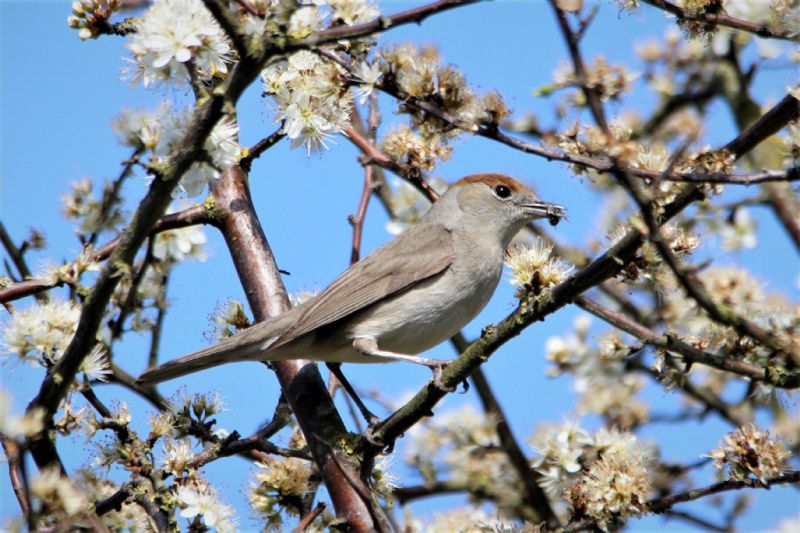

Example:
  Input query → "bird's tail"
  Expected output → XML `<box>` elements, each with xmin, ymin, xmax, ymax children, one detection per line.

<box><xmin>136</xmin><ymin>336</ymin><xmax>269</xmax><ymax>386</ymax></box>
<box><xmin>136</xmin><ymin>314</ymin><xmax>294</xmax><ymax>386</ymax></box>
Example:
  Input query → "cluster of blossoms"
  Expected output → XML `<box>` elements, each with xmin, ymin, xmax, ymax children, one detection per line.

<box><xmin>608</xmin><ymin>222</ymin><xmax>700</xmax><ymax>284</ymax></box>
<box><xmin>29</xmin><ymin>467</ymin><xmax>91</xmax><ymax>527</ymax></box>
<box><xmin>660</xmin><ymin>267</ymin><xmax>799</xmax><ymax>383</ymax></box>
<box><xmin>709</xmin><ymin>424</ymin><xmax>790</xmax><ymax>483</ymax></box>
<box><xmin>505</xmin><ymin>238</ymin><xmax>574</xmax><ymax>299</ymax></box>
<box><xmin>67</xmin><ymin>0</ymin><xmax>121</xmax><ymax>41</ymax></box>
<box><xmin>550</xmin><ymin>56</ymin><xmax>637</xmax><ymax>103</ymax></box>
<box><xmin>405</xmin><ymin>404</ymin><xmax>523</xmax><ymax>513</ymax></box>
<box><xmin>114</xmin><ymin>105</ymin><xmax>240</xmax><ymax>197</ymax></box>
<box><xmin>249</xmin><ymin>457</ymin><xmax>315</xmax><ymax>527</ymax></box>
<box><xmin>530</xmin><ymin>422</ymin><xmax>655</xmax><ymax>528</ymax></box>
<box><xmin>262</xmin><ymin>51</ymin><xmax>353</xmax><ymax>154</ymax></box>
<box><xmin>2</xmin><ymin>299</ymin><xmax>111</xmax><ymax>380</ymax></box>
<box><xmin>62</xmin><ymin>177</ymin><xmax>125</xmax><ymax>237</ymax></box>
<box><xmin>381</xmin><ymin>125</ymin><xmax>453</xmax><ymax>173</ymax></box>
<box><xmin>563</xmin><ymin>429</ymin><xmax>653</xmax><ymax>529</ymax></box>
<box><xmin>544</xmin><ymin>317</ymin><xmax>650</xmax><ymax>428</ymax></box>
<box><xmin>125</xmin><ymin>0</ymin><xmax>232</xmax><ymax>86</ymax></box>
<box><xmin>379</xmin><ymin>44</ymin><xmax>511</xmax><ymax>134</ymax></box>
<box><xmin>555</xmin><ymin>120</ymin><xmax>639</xmax><ymax>179</ymax></box>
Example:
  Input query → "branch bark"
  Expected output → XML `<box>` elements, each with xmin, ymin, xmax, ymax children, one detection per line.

<box><xmin>210</xmin><ymin>166</ymin><xmax>390</xmax><ymax>532</ymax></box>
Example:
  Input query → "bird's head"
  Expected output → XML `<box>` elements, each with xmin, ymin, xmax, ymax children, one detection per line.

<box><xmin>432</xmin><ymin>173</ymin><xmax>565</xmax><ymax>246</ymax></box>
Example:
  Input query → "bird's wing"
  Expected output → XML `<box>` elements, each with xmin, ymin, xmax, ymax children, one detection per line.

<box><xmin>273</xmin><ymin>223</ymin><xmax>454</xmax><ymax>348</ymax></box>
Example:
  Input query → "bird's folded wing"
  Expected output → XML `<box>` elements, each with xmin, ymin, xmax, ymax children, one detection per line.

<box><xmin>272</xmin><ymin>224</ymin><xmax>454</xmax><ymax>348</ymax></box>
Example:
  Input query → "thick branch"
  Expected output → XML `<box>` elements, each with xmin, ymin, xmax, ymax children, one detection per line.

<box><xmin>25</xmin><ymin>41</ymin><xmax>264</xmax><ymax>468</ymax></box>
<box><xmin>210</xmin><ymin>166</ymin><xmax>390</xmax><ymax>532</ymax></box>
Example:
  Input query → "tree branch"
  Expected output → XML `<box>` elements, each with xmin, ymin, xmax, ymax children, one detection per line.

<box><xmin>453</xmin><ymin>335</ymin><xmax>559</xmax><ymax>526</ymax></box>
<box><xmin>641</xmin><ymin>0</ymin><xmax>800</xmax><ymax>41</ymax></box>
<box><xmin>0</xmin><ymin>205</ymin><xmax>215</xmax><ymax>304</ymax></box>
<box><xmin>210</xmin><ymin>166</ymin><xmax>391</xmax><ymax>532</ymax></box>
<box><xmin>577</xmin><ymin>296</ymin><xmax>800</xmax><ymax>389</ymax></box>
<box><xmin>563</xmin><ymin>471</ymin><xmax>800</xmax><ymax>532</ymax></box>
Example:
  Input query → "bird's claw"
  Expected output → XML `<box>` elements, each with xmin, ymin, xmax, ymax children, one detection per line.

<box><xmin>429</xmin><ymin>361</ymin><xmax>456</xmax><ymax>392</ymax></box>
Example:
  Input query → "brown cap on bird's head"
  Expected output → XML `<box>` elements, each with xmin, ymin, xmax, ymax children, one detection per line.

<box><xmin>453</xmin><ymin>173</ymin><xmax>531</xmax><ymax>194</ymax></box>
<box><xmin>453</xmin><ymin>173</ymin><xmax>566</xmax><ymax>226</ymax></box>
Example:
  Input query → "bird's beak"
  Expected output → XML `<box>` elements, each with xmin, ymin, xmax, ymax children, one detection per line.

<box><xmin>521</xmin><ymin>201</ymin><xmax>567</xmax><ymax>226</ymax></box>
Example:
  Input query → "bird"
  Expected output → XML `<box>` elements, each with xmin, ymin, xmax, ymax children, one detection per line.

<box><xmin>137</xmin><ymin>173</ymin><xmax>565</xmax><ymax>386</ymax></box>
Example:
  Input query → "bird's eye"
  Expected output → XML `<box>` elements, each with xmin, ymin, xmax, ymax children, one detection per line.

<box><xmin>494</xmin><ymin>184</ymin><xmax>511</xmax><ymax>199</ymax></box>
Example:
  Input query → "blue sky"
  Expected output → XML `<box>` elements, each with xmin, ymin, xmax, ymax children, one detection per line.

<box><xmin>1</xmin><ymin>1</ymin><xmax>798</xmax><ymax>530</ymax></box>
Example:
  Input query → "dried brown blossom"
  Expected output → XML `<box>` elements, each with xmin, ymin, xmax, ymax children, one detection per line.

<box><xmin>381</xmin><ymin>125</ymin><xmax>452</xmax><ymax>172</ymax></box>
<box><xmin>709</xmin><ymin>425</ymin><xmax>790</xmax><ymax>483</ymax></box>
<box><xmin>565</xmin><ymin>430</ymin><xmax>653</xmax><ymax>529</ymax></box>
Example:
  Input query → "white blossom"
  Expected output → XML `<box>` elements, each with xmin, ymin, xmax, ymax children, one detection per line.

<box><xmin>151</xmin><ymin>109</ymin><xmax>240</xmax><ymax>197</ymax></box>
<box><xmin>353</xmin><ymin>61</ymin><xmax>382</xmax><ymax>104</ymax></box>
<box><xmin>0</xmin><ymin>389</ymin><xmax>45</xmax><ymax>439</ymax></box>
<box><xmin>329</xmin><ymin>0</ymin><xmax>380</xmax><ymax>26</ymax></box>
<box><xmin>505</xmin><ymin>239</ymin><xmax>574</xmax><ymax>296</ymax></box>
<box><xmin>126</xmin><ymin>0</ymin><xmax>232</xmax><ymax>86</ymax></box>
<box><xmin>81</xmin><ymin>345</ymin><xmax>112</xmax><ymax>381</ymax></box>
<box><xmin>3</xmin><ymin>299</ymin><xmax>81</xmax><ymax>364</ymax></box>
<box><xmin>153</xmin><ymin>225</ymin><xmax>207</xmax><ymax>263</ymax></box>
<box><xmin>287</xmin><ymin>6</ymin><xmax>324</xmax><ymax>40</ymax></box>
<box><xmin>176</xmin><ymin>482</ymin><xmax>236</xmax><ymax>532</ymax></box>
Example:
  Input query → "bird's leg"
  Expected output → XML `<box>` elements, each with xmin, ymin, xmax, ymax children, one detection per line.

<box><xmin>352</xmin><ymin>337</ymin><xmax>455</xmax><ymax>391</ymax></box>
<box><xmin>326</xmin><ymin>362</ymin><xmax>380</xmax><ymax>427</ymax></box>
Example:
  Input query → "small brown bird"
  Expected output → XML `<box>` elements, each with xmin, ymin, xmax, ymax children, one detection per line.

<box><xmin>138</xmin><ymin>174</ymin><xmax>564</xmax><ymax>386</ymax></box>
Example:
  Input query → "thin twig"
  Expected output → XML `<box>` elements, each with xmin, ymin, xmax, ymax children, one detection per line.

<box><xmin>641</xmin><ymin>0</ymin><xmax>800</xmax><ymax>41</ymax></box>
<box><xmin>577</xmin><ymin>296</ymin><xmax>800</xmax><ymax>389</ymax></box>
<box><xmin>342</xmin><ymin>125</ymin><xmax>440</xmax><ymax>200</ymax></box>
<box><xmin>0</xmin><ymin>205</ymin><xmax>215</xmax><ymax>304</ymax></box>
<box><xmin>562</xmin><ymin>471</ymin><xmax>800</xmax><ymax>532</ymax></box>
<box><xmin>321</xmin><ymin>49</ymin><xmax>797</xmax><ymax>186</ymax></box>
<box><xmin>290</xmin><ymin>502</ymin><xmax>327</xmax><ymax>533</ymax></box>
<box><xmin>0</xmin><ymin>436</ymin><xmax>31</xmax><ymax>520</ymax></box>
<box><xmin>452</xmin><ymin>335</ymin><xmax>559</xmax><ymax>526</ymax></box>
<box><xmin>87</xmin><ymin>147</ymin><xmax>144</xmax><ymax>247</ymax></box>
<box><xmin>349</xmin><ymin>166</ymin><xmax>374</xmax><ymax>264</ymax></box>
<box><xmin>240</xmin><ymin>128</ymin><xmax>286</xmax><ymax>172</ymax></box>
<box><xmin>0</xmin><ymin>221</ymin><xmax>33</xmax><ymax>281</ymax></box>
